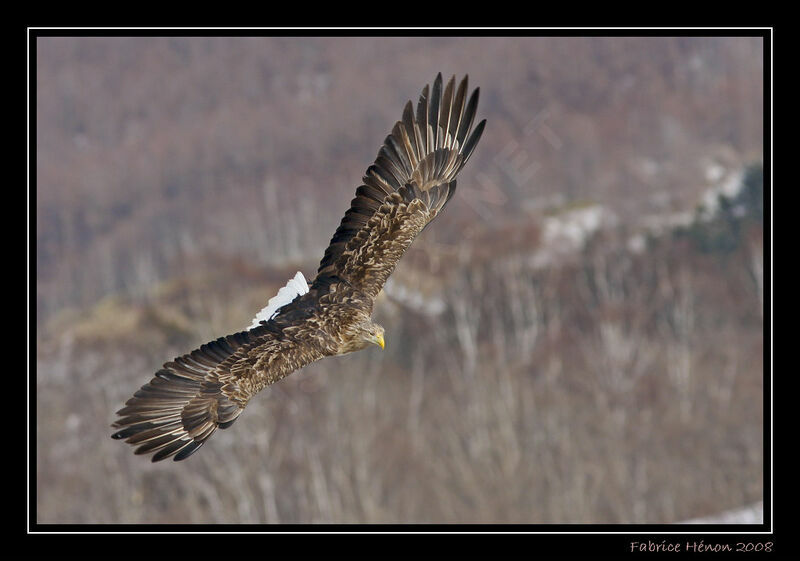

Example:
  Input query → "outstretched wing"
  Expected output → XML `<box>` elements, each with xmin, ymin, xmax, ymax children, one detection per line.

<box><xmin>314</xmin><ymin>73</ymin><xmax>486</xmax><ymax>299</ymax></box>
<box><xmin>111</xmin><ymin>314</ymin><xmax>325</xmax><ymax>462</ymax></box>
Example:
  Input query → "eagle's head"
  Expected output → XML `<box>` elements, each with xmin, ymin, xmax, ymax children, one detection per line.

<box><xmin>339</xmin><ymin>320</ymin><xmax>385</xmax><ymax>355</ymax></box>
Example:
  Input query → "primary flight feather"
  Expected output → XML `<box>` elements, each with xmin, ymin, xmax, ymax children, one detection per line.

<box><xmin>112</xmin><ymin>73</ymin><xmax>486</xmax><ymax>461</ymax></box>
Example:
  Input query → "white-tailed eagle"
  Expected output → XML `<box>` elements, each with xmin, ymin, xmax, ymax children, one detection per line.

<box><xmin>112</xmin><ymin>73</ymin><xmax>486</xmax><ymax>461</ymax></box>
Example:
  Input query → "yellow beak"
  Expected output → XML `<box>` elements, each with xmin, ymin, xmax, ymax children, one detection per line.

<box><xmin>375</xmin><ymin>333</ymin><xmax>385</xmax><ymax>350</ymax></box>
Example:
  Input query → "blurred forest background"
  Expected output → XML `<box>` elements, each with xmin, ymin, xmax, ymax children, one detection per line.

<box><xmin>35</xmin><ymin>36</ymin><xmax>765</xmax><ymax>524</ymax></box>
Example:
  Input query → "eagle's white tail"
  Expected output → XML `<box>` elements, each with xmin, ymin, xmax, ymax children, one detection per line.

<box><xmin>248</xmin><ymin>271</ymin><xmax>309</xmax><ymax>329</ymax></box>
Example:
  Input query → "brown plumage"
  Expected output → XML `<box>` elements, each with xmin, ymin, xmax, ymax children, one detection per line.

<box><xmin>112</xmin><ymin>73</ymin><xmax>486</xmax><ymax>461</ymax></box>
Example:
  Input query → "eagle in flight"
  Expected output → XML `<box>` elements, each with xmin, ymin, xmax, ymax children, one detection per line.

<box><xmin>112</xmin><ymin>73</ymin><xmax>486</xmax><ymax>461</ymax></box>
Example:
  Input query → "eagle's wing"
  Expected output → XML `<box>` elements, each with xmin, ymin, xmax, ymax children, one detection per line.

<box><xmin>111</xmin><ymin>312</ymin><xmax>324</xmax><ymax>462</ymax></box>
<box><xmin>314</xmin><ymin>73</ymin><xmax>485</xmax><ymax>300</ymax></box>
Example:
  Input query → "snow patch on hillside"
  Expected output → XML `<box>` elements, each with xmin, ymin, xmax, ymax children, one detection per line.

<box><xmin>679</xmin><ymin>501</ymin><xmax>763</xmax><ymax>524</ymax></box>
